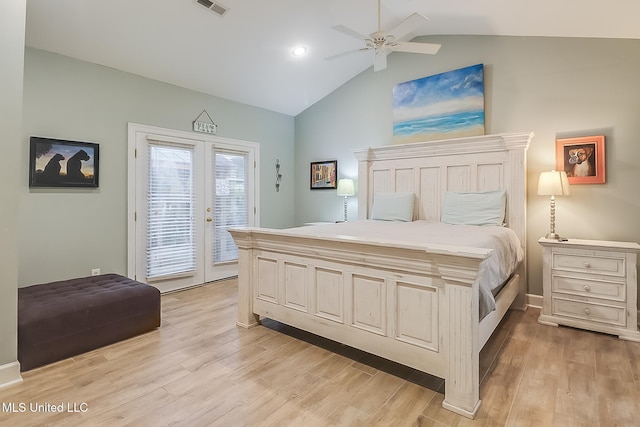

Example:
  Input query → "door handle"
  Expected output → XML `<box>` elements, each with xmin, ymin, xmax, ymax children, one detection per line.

<box><xmin>206</xmin><ymin>217</ymin><xmax>213</xmax><ymax>222</ymax></box>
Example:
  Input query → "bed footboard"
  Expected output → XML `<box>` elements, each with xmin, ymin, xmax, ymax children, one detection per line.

<box><xmin>230</xmin><ymin>227</ymin><xmax>494</xmax><ymax>419</ymax></box>
<box><xmin>229</xmin><ymin>132</ymin><xmax>531</xmax><ymax>419</ymax></box>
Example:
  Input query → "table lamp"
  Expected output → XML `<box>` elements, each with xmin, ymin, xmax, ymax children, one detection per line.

<box><xmin>537</xmin><ymin>170</ymin><xmax>570</xmax><ymax>239</ymax></box>
<box><xmin>336</xmin><ymin>179</ymin><xmax>355</xmax><ymax>222</ymax></box>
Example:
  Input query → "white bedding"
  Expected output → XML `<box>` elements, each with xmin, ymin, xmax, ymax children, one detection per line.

<box><xmin>289</xmin><ymin>220</ymin><xmax>523</xmax><ymax>318</ymax></box>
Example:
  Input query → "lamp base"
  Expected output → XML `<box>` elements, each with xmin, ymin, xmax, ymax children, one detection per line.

<box><xmin>343</xmin><ymin>196</ymin><xmax>348</xmax><ymax>222</ymax></box>
<box><xmin>545</xmin><ymin>232</ymin><xmax>563</xmax><ymax>240</ymax></box>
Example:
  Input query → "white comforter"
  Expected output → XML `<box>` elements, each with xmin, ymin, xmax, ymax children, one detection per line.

<box><xmin>289</xmin><ymin>220</ymin><xmax>523</xmax><ymax>317</ymax></box>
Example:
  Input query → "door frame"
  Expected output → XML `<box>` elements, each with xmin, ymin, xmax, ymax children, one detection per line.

<box><xmin>127</xmin><ymin>123</ymin><xmax>260</xmax><ymax>291</ymax></box>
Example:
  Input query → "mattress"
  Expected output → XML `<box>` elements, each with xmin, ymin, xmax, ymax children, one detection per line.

<box><xmin>288</xmin><ymin>220</ymin><xmax>523</xmax><ymax>318</ymax></box>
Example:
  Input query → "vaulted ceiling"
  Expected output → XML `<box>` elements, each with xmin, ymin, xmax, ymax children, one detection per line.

<box><xmin>25</xmin><ymin>0</ymin><xmax>640</xmax><ymax>116</ymax></box>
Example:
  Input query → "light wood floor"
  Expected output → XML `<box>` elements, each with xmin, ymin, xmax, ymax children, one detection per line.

<box><xmin>1</xmin><ymin>279</ymin><xmax>639</xmax><ymax>426</ymax></box>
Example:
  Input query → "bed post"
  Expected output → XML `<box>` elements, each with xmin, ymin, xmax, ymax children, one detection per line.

<box><xmin>441</xmin><ymin>269</ymin><xmax>481</xmax><ymax>418</ymax></box>
<box><xmin>503</xmin><ymin>132</ymin><xmax>533</xmax><ymax>310</ymax></box>
<box><xmin>355</xmin><ymin>148</ymin><xmax>372</xmax><ymax>220</ymax></box>
<box><xmin>229</xmin><ymin>228</ymin><xmax>260</xmax><ymax>328</ymax></box>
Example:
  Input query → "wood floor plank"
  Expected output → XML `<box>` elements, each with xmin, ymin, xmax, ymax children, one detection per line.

<box><xmin>504</xmin><ymin>367</ymin><xmax>557</xmax><ymax>426</ymax></box>
<box><xmin>207</xmin><ymin>371</ymin><xmax>318</xmax><ymax>427</ymax></box>
<box><xmin>342</xmin><ymin>370</ymin><xmax>405</xmax><ymax>415</ymax></box>
<box><xmin>560</xmin><ymin>327</ymin><xmax>596</xmax><ymax>368</ymax></box>
<box><xmin>596</xmin><ymin>375</ymin><xmax>640</xmax><ymax>427</ymax></box>
<box><xmin>365</xmin><ymin>381</ymin><xmax>435</xmax><ymax>426</ymax></box>
<box><xmin>305</xmin><ymin>352</ymin><xmax>354</xmax><ymax>380</ymax></box>
<box><xmin>258</xmin><ymin>365</ymin><xmax>373</xmax><ymax>426</ymax></box>
<box><xmin>554</xmin><ymin>361</ymin><xmax>598</xmax><ymax>425</ymax></box>
<box><xmin>473</xmin><ymin>336</ymin><xmax>530</xmax><ymax>425</ymax></box>
<box><xmin>419</xmin><ymin>392</ymin><xmax>466</xmax><ymax>427</ymax></box>
<box><xmin>594</xmin><ymin>333</ymin><xmax>634</xmax><ymax>381</ymax></box>
<box><xmin>624</xmin><ymin>339</ymin><xmax>640</xmax><ymax>382</ymax></box>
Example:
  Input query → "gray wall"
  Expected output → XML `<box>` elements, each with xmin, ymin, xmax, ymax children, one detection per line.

<box><xmin>294</xmin><ymin>35</ymin><xmax>640</xmax><ymax>298</ymax></box>
<box><xmin>0</xmin><ymin>0</ymin><xmax>25</xmax><ymax>375</ymax></box>
<box><xmin>20</xmin><ymin>48</ymin><xmax>295</xmax><ymax>287</ymax></box>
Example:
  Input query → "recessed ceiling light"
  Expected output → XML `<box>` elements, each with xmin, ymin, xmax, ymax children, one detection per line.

<box><xmin>292</xmin><ymin>45</ymin><xmax>308</xmax><ymax>57</ymax></box>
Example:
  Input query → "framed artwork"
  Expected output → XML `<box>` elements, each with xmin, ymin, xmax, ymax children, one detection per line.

<box><xmin>556</xmin><ymin>135</ymin><xmax>605</xmax><ymax>185</ymax></box>
<box><xmin>392</xmin><ymin>63</ymin><xmax>485</xmax><ymax>144</ymax></box>
<box><xmin>29</xmin><ymin>136</ymin><xmax>100</xmax><ymax>188</ymax></box>
<box><xmin>310</xmin><ymin>160</ymin><xmax>337</xmax><ymax>190</ymax></box>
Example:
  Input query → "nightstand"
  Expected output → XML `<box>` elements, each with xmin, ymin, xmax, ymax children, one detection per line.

<box><xmin>538</xmin><ymin>238</ymin><xmax>640</xmax><ymax>341</ymax></box>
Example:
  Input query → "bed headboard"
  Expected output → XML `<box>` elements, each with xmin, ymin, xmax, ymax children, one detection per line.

<box><xmin>354</xmin><ymin>131</ymin><xmax>533</xmax><ymax>253</ymax></box>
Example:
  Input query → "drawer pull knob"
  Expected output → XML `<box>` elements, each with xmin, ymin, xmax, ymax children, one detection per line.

<box><xmin>583</xmin><ymin>285</ymin><xmax>591</xmax><ymax>292</ymax></box>
<box><xmin>584</xmin><ymin>262</ymin><xmax>591</xmax><ymax>268</ymax></box>
<box><xmin>584</xmin><ymin>308</ymin><xmax>591</xmax><ymax>315</ymax></box>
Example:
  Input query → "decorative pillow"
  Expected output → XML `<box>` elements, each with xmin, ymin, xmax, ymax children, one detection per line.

<box><xmin>371</xmin><ymin>192</ymin><xmax>415</xmax><ymax>222</ymax></box>
<box><xmin>441</xmin><ymin>190</ymin><xmax>506</xmax><ymax>226</ymax></box>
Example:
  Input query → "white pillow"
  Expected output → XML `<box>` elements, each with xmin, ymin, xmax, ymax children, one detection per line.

<box><xmin>371</xmin><ymin>192</ymin><xmax>415</xmax><ymax>222</ymax></box>
<box><xmin>441</xmin><ymin>190</ymin><xmax>506</xmax><ymax>226</ymax></box>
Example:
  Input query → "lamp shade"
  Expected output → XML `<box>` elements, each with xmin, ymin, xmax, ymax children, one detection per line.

<box><xmin>336</xmin><ymin>179</ymin><xmax>355</xmax><ymax>196</ymax></box>
<box><xmin>537</xmin><ymin>170</ymin><xmax>570</xmax><ymax>196</ymax></box>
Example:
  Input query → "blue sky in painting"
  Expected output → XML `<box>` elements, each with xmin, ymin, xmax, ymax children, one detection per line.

<box><xmin>393</xmin><ymin>64</ymin><xmax>484</xmax><ymax>123</ymax></box>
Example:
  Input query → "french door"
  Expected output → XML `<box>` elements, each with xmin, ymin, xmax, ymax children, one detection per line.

<box><xmin>128</xmin><ymin>124</ymin><xmax>259</xmax><ymax>293</ymax></box>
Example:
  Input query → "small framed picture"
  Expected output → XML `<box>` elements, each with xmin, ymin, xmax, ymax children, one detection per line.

<box><xmin>29</xmin><ymin>136</ymin><xmax>100</xmax><ymax>188</ymax></box>
<box><xmin>310</xmin><ymin>160</ymin><xmax>337</xmax><ymax>190</ymax></box>
<box><xmin>556</xmin><ymin>135</ymin><xmax>605</xmax><ymax>185</ymax></box>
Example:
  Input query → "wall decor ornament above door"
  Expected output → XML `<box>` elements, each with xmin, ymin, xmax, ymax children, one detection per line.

<box><xmin>192</xmin><ymin>109</ymin><xmax>217</xmax><ymax>135</ymax></box>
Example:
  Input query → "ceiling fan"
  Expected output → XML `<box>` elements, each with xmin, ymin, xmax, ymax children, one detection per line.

<box><xmin>325</xmin><ymin>0</ymin><xmax>441</xmax><ymax>71</ymax></box>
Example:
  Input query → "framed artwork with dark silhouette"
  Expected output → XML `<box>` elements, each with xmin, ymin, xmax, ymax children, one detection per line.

<box><xmin>29</xmin><ymin>136</ymin><xmax>100</xmax><ymax>188</ymax></box>
<box><xmin>555</xmin><ymin>135</ymin><xmax>605</xmax><ymax>185</ymax></box>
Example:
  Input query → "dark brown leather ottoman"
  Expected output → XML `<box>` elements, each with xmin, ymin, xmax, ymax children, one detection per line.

<box><xmin>18</xmin><ymin>273</ymin><xmax>160</xmax><ymax>371</ymax></box>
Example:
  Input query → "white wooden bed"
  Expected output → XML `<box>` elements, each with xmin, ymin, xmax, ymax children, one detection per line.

<box><xmin>229</xmin><ymin>132</ymin><xmax>533</xmax><ymax>418</ymax></box>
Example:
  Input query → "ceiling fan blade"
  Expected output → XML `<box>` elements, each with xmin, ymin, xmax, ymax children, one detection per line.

<box><xmin>331</xmin><ymin>25</ymin><xmax>369</xmax><ymax>41</ymax></box>
<box><xmin>324</xmin><ymin>48</ymin><xmax>369</xmax><ymax>62</ymax></box>
<box><xmin>373</xmin><ymin>50</ymin><xmax>387</xmax><ymax>71</ymax></box>
<box><xmin>389</xmin><ymin>41</ymin><xmax>441</xmax><ymax>55</ymax></box>
<box><xmin>388</xmin><ymin>12</ymin><xmax>429</xmax><ymax>41</ymax></box>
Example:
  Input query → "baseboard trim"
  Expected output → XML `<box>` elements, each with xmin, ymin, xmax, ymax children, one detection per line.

<box><xmin>0</xmin><ymin>361</ymin><xmax>22</xmax><ymax>390</ymax></box>
<box><xmin>526</xmin><ymin>293</ymin><xmax>542</xmax><ymax>309</ymax></box>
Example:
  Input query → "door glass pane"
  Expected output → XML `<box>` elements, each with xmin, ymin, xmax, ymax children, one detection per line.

<box><xmin>214</xmin><ymin>151</ymin><xmax>247</xmax><ymax>263</ymax></box>
<box><xmin>146</xmin><ymin>144</ymin><xmax>196</xmax><ymax>279</ymax></box>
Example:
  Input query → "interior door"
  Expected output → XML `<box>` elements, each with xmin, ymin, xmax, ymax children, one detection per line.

<box><xmin>128</xmin><ymin>124</ymin><xmax>258</xmax><ymax>293</ymax></box>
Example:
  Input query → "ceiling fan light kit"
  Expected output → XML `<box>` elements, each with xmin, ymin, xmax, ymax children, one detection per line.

<box><xmin>292</xmin><ymin>45</ymin><xmax>308</xmax><ymax>57</ymax></box>
<box><xmin>325</xmin><ymin>0</ymin><xmax>441</xmax><ymax>71</ymax></box>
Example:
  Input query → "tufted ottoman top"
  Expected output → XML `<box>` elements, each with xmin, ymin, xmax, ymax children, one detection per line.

<box><xmin>18</xmin><ymin>273</ymin><xmax>161</xmax><ymax>344</ymax></box>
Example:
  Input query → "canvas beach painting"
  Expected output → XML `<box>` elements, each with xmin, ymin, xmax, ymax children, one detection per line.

<box><xmin>393</xmin><ymin>64</ymin><xmax>485</xmax><ymax>144</ymax></box>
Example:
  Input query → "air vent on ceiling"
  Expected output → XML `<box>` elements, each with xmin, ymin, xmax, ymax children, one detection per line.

<box><xmin>195</xmin><ymin>0</ymin><xmax>229</xmax><ymax>17</ymax></box>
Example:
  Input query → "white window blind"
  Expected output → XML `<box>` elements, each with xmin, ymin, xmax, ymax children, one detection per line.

<box><xmin>214</xmin><ymin>150</ymin><xmax>248</xmax><ymax>263</ymax></box>
<box><xmin>146</xmin><ymin>143</ymin><xmax>196</xmax><ymax>279</ymax></box>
